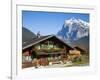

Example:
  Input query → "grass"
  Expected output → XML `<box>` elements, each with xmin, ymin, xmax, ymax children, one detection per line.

<box><xmin>74</xmin><ymin>54</ymin><xmax>89</xmax><ymax>65</ymax></box>
<box><xmin>65</xmin><ymin>54</ymin><xmax>89</xmax><ymax>67</ymax></box>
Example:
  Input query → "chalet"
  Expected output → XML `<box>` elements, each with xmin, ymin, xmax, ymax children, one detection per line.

<box><xmin>74</xmin><ymin>46</ymin><xmax>86</xmax><ymax>54</ymax></box>
<box><xmin>22</xmin><ymin>27</ymin><xmax>73</xmax><ymax>68</ymax></box>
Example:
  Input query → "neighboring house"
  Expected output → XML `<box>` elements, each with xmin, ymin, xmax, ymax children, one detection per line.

<box><xmin>74</xmin><ymin>46</ymin><xmax>86</xmax><ymax>54</ymax></box>
<box><xmin>22</xmin><ymin>27</ymin><xmax>73</xmax><ymax>68</ymax></box>
<box><xmin>69</xmin><ymin>49</ymin><xmax>81</xmax><ymax>62</ymax></box>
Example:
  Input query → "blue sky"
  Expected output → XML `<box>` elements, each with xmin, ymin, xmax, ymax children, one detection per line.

<box><xmin>22</xmin><ymin>11</ymin><xmax>89</xmax><ymax>35</ymax></box>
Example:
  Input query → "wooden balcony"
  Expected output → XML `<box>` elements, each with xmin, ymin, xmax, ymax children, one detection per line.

<box><xmin>35</xmin><ymin>48</ymin><xmax>66</xmax><ymax>55</ymax></box>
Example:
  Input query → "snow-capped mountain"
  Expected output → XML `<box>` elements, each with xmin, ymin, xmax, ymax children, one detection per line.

<box><xmin>57</xmin><ymin>18</ymin><xmax>89</xmax><ymax>42</ymax></box>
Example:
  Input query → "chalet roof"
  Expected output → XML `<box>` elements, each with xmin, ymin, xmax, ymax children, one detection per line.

<box><xmin>22</xmin><ymin>35</ymin><xmax>73</xmax><ymax>50</ymax></box>
<box><xmin>74</xmin><ymin>46</ymin><xmax>86</xmax><ymax>52</ymax></box>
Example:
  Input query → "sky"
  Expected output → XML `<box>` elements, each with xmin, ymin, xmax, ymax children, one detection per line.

<box><xmin>22</xmin><ymin>11</ymin><xmax>89</xmax><ymax>35</ymax></box>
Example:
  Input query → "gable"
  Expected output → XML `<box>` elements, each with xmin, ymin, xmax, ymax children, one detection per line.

<box><xmin>22</xmin><ymin>35</ymin><xmax>73</xmax><ymax>50</ymax></box>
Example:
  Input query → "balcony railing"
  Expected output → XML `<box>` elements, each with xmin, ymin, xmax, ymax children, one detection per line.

<box><xmin>35</xmin><ymin>48</ymin><xmax>65</xmax><ymax>53</ymax></box>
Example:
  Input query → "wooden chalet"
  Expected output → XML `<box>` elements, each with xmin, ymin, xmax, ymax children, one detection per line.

<box><xmin>74</xmin><ymin>46</ymin><xmax>86</xmax><ymax>54</ymax></box>
<box><xmin>22</xmin><ymin>28</ymin><xmax>73</xmax><ymax>68</ymax></box>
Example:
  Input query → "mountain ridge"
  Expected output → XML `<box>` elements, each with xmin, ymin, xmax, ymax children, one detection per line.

<box><xmin>57</xmin><ymin>18</ymin><xmax>89</xmax><ymax>43</ymax></box>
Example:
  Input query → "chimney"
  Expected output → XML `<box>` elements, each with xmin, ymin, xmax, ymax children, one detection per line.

<box><xmin>37</xmin><ymin>31</ymin><xmax>40</xmax><ymax>38</ymax></box>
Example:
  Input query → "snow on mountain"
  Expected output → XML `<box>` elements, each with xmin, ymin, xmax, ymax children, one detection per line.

<box><xmin>57</xmin><ymin>18</ymin><xmax>89</xmax><ymax>42</ymax></box>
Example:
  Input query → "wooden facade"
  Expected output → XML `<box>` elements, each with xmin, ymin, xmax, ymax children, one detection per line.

<box><xmin>22</xmin><ymin>35</ymin><xmax>73</xmax><ymax>68</ymax></box>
